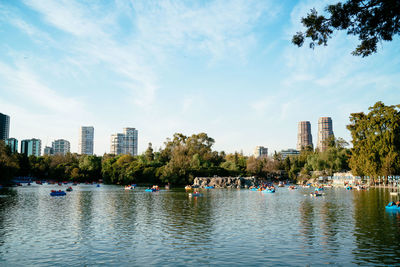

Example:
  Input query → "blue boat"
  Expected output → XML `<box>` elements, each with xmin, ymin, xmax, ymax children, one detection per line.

<box><xmin>346</xmin><ymin>186</ymin><xmax>352</xmax><ymax>190</ymax></box>
<box><xmin>189</xmin><ymin>193</ymin><xmax>203</xmax><ymax>197</ymax></box>
<box><xmin>250</xmin><ymin>188</ymin><xmax>259</xmax><ymax>191</ymax></box>
<box><xmin>316</xmin><ymin>187</ymin><xmax>324</xmax><ymax>191</ymax></box>
<box><xmin>50</xmin><ymin>190</ymin><xmax>66</xmax><ymax>196</ymax></box>
<box><xmin>386</xmin><ymin>203</ymin><xmax>400</xmax><ymax>212</ymax></box>
<box><xmin>263</xmin><ymin>189</ymin><xmax>275</xmax><ymax>193</ymax></box>
<box><xmin>96</xmin><ymin>184</ymin><xmax>100</xmax><ymax>187</ymax></box>
<box><xmin>204</xmin><ymin>186</ymin><xmax>214</xmax><ymax>189</ymax></box>
<box><xmin>145</xmin><ymin>188</ymin><xmax>158</xmax><ymax>192</ymax></box>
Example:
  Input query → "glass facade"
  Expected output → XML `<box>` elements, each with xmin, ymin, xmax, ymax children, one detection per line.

<box><xmin>5</xmin><ymin>138</ymin><xmax>18</xmax><ymax>153</ymax></box>
<box><xmin>110</xmin><ymin>128</ymin><xmax>138</xmax><ymax>156</ymax></box>
<box><xmin>0</xmin><ymin>113</ymin><xmax>10</xmax><ymax>140</ymax></box>
<box><xmin>21</xmin><ymin>139</ymin><xmax>41</xmax><ymax>156</ymax></box>
<box><xmin>52</xmin><ymin>139</ymin><xmax>70</xmax><ymax>155</ymax></box>
<box><xmin>79</xmin><ymin>126</ymin><xmax>94</xmax><ymax>155</ymax></box>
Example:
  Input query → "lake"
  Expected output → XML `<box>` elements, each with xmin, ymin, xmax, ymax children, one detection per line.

<box><xmin>0</xmin><ymin>184</ymin><xmax>399</xmax><ymax>266</ymax></box>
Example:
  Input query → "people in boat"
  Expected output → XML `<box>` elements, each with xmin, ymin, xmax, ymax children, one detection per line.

<box><xmin>396</xmin><ymin>201</ymin><xmax>400</xmax><ymax>207</ymax></box>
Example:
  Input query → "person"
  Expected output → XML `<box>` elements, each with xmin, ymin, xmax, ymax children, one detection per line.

<box><xmin>396</xmin><ymin>201</ymin><xmax>400</xmax><ymax>207</ymax></box>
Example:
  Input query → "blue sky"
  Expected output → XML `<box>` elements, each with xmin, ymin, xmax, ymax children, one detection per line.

<box><xmin>0</xmin><ymin>0</ymin><xmax>399</xmax><ymax>155</ymax></box>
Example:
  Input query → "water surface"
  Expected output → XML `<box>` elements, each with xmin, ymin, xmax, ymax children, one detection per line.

<box><xmin>0</xmin><ymin>185</ymin><xmax>399</xmax><ymax>266</ymax></box>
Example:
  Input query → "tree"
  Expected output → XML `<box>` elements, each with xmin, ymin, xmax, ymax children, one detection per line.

<box><xmin>292</xmin><ymin>1</ymin><xmax>400</xmax><ymax>57</ymax></box>
<box><xmin>347</xmin><ymin>101</ymin><xmax>400</xmax><ymax>176</ymax></box>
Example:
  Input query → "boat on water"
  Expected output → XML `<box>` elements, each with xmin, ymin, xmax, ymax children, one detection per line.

<box><xmin>145</xmin><ymin>185</ymin><xmax>160</xmax><ymax>192</ymax></box>
<box><xmin>346</xmin><ymin>186</ymin><xmax>353</xmax><ymax>190</ymax></box>
<box><xmin>185</xmin><ymin>185</ymin><xmax>192</xmax><ymax>190</ymax></box>
<box><xmin>50</xmin><ymin>190</ymin><xmax>66</xmax><ymax>196</ymax></box>
<box><xmin>310</xmin><ymin>191</ymin><xmax>323</xmax><ymax>197</ymax></box>
<box><xmin>355</xmin><ymin>185</ymin><xmax>368</xmax><ymax>191</ymax></box>
<box><xmin>125</xmin><ymin>185</ymin><xmax>133</xmax><ymax>190</ymax></box>
<box><xmin>66</xmin><ymin>187</ymin><xmax>73</xmax><ymax>192</ymax></box>
<box><xmin>288</xmin><ymin>186</ymin><xmax>297</xmax><ymax>190</ymax></box>
<box><xmin>204</xmin><ymin>186</ymin><xmax>214</xmax><ymax>189</ymax></box>
<box><xmin>386</xmin><ymin>202</ymin><xmax>400</xmax><ymax>212</ymax></box>
<box><xmin>189</xmin><ymin>191</ymin><xmax>203</xmax><ymax>197</ymax></box>
<box><xmin>263</xmin><ymin>189</ymin><xmax>275</xmax><ymax>193</ymax></box>
<box><xmin>278</xmin><ymin>182</ymin><xmax>285</xmax><ymax>187</ymax></box>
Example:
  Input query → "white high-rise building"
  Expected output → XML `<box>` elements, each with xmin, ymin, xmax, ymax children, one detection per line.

<box><xmin>110</xmin><ymin>128</ymin><xmax>138</xmax><ymax>156</ymax></box>
<box><xmin>317</xmin><ymin>117</ymin><xmax>334</xmax><ymax>152</ymax></box>
<box><xmin>79</xmin><ymin>126</ymin><xmax>94</xmax><ymax>155</ymax></box>
<box><xmin>52</xmin><ymin>139</ymin><xmax>70</xmax><ymax>155</ymax></box>
<box><xmin>253</xmin><ymin>146</ymin><xmax>268</xmax><ymax>158</ymax></box>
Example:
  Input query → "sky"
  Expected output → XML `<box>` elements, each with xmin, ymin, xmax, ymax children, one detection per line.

<box><xmin>0</xmin><ymin>0</ymin><xmax>399</xmax><ymax>156</ymax></box>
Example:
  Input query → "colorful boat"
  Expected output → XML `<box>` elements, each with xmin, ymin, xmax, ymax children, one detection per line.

<box><xmin>50</xmin><ymin>190</ymin><xmax>66</xmax><ymax>196</ymax></box>
<box><xmin>204</xmin><ymin>186</ymin><xmax>214</xmax><ymax>189</ymax></box>
<box><xmin>189</xmin><ymin>192</ymin><xmax>203</xmax><ymax>197</ymax></box>
<box><xmin>66</xmin><ymin>187</ymin><xmax>73</xmax><ymax>192</ymax></box>
<box><xmin>124</xmin><ymin>185</ymin><xmax>133</xmax><ymax>190</ymax></box>
<box><xmin>185</xmin><ymin>185</ymin><xmax>193</xmax><ymax>190</ymax></box>
<box><xmin>386</xmin><ymin>203</ymin><xmax>400</xmax><ymax>211</ymax></box>
<box><xmin>145</xmin><ymin>188</ymin><xmax>158</xmax><ymax>192</ymax></box>
<box><xmin>263</xmin><ymin>189</ymin><xmax>275</xmax><ymax>193</ymax></box>
<box><xmin>346</xmin><ymin>186</ymin><xmax>353</xmax><ymax>190</ymax></box>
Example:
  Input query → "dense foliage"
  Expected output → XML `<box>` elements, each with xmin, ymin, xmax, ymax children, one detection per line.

<box><xmin>3</xmin><ymin>102</ymin><xmax>399</xmax><ymax>187</ymax></box>
<box><xmin>0</xmin><ymin>132</ymin><xmax>351</xmax><ymax>186</ymax></box>
<box><xmin>347</xmin><ymin>101</ymin><xmax>400</xmax><ymax>176</ymax></box>
<box><xmin>292</xmin><ymin>0</ymin><xmax>400</xmax><ymax>57</ymax></box>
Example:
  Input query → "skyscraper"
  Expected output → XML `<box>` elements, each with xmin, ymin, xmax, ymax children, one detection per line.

<box><xmin>5</xmin><ymin>138</ymin><xmax>18</xmax><ymax>153</ymax></box>
<box><xmin>21</xmin><ymin>139</ymin><xmax>41</xmax><ymax>156</ymax></box>
<box><xmin>0</xmin><ymin>113</ymin><xmax>10</xmax><ymax>140</ymax></box>
<box><xmin>317</xmin><ymin>117</ymin><xmax>334</xmax><ymax>152</ymax></box>
<box><xmin>297</xmin><ymin>121</ymin><xmax>313</xmax><ymax>150</ymax></box>
<box><xmin>253</xmin><ymin>146</ymin><xmax>268</xmax><ymax>158</ymax></box>
<box><xmin>52</xmin><ymin>139</ymin><xmax>70</xmax><ymax>155</ymax></box>
<box><xmin>110</xmin><ymin>128</ymin><xmax>138</xmax><ymax>156</ymax></box>
<box><xmin>79</xmin><ymin>126</ymin><xmax>94</xmax><ymax>155</ymax></box>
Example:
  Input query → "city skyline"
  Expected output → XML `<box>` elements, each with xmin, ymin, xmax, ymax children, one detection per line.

<box><xmin>0</xmin><ymin>1</ymin><xmax>399</xmax><ymax>155</ymax></box>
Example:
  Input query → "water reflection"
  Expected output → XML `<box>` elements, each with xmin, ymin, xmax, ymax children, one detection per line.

<box><xmin>352</xmin><ymin>188</ymin><xmax>400</xmax><ymax>265</ymax></box>
<box><xmin>0</xmin><ymin>186</ymin><xmax>400</xmax><ymax>266</ymax></box>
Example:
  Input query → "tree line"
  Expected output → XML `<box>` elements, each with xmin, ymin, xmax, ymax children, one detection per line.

<box><xmin>0</xmin><ymin>102</ymin><xmax>398</xmax><ymax>186</ymax></box>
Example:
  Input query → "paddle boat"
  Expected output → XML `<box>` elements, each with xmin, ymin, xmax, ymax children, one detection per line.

<box><xmin>204</xmin><ymin>186</ymin><xmax>214</xmax><ymax>189</ymax></box>
<box><xmin>124</xmin><ymin>185</ymin><xmax>133</xmax><ymax>190</ymax></box>
<box><xmin>316</xmin><ymin>187</ymin><xmax>324</xmax><ymax>191</ymax></box>
<box><xmin>386</xmin><ymin>202</ymin><xmax>400</xmax><ymax>212</ymax></box>
<box><xmin>346</xmin><ymin>186</ymin><xmax>353</xmax><ymax>190</ymax></box>
<box><xmin>278</xmin><ymin>182</ymin><xmax>285</xmax><ymax>187</ymax></box>
<box><xmin>185</xmin><ymin>185</ymin><xmax>193</xmax><ymax>190</ymax></box>
<box><xmin>288</xmin><ymin>186</ymin><xmax>297</xmax><ymax>190</ymax></box>
<box><xmin>145</xmin><ymin>185</ymin><xmax>160</xmax><ymax>192</ymax></box>
<box><xmin>263</xmin><ymin>188</ymin><xmax>275</xmax><ymax>193</ymax></box>
<box><xmin>310</xmin><ymin>192</ymin><xmax>323</xmax><ymax>197</ymax></box>
<box><xmin>189</xmin><ymin>191</ymin><xmax>203</xmax><ymax>197</ymax></box>
<box><xmin>50</xmin><ymin>190</ymin><xmax>66</xmax><ymax>196</ymax></box>
<box><xmin>145</xmin><ymin>188</ymin><xmax>158</xmax><ymax>192</ymax></box>
<box><xmin>96</xmin><ymin>184</ymin><xmax>100</xmax><ymax>187</ymax></box>
<box><xmin>66</xmin><ymin>187</ymin><xmax>73</xmax><ymax>192</ymax></box>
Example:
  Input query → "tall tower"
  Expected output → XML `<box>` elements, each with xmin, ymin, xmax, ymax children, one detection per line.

<box><xmin>79</xmin><ymin>126</ymin><xmax>94</xmax><ymax>155</ymax></box>
<box><xmin>253</xmin><ymin>146</ymin><xmax>268</xmax><ymax>158</ymax></box>
<box><xmin>0</xmin><ymin>112</ymin><xmax>10</xmax><ymax>140</ymax></box>
<box><xmin>110</xmin><ymin>128</ymin><xmax>138</xmax><ymax>156</ymax></box>
<box><xmin>297</xmin><ymin>121</ymin><xmax>313</xmax><ymax>150</ymax></box>
<box><xmin>317</xmin><ymin>117</ymin><xmax>334</xmax><ymax>152</ymax></box>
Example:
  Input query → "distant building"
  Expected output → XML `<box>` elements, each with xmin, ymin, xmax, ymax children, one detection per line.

<box><xmin>317</xmin><ymin>117</ymin><xmax>334</xmax><ymax>152</ymax></box>
<box><xmin>0</xmin><ymin>112</ymin><xmax>10</xmax><ymax>140</ymax></box>
<box><xmin>52</xmin><ymin>139</ymin><xmax>70</xmax><ymax>155</ymax></box>
<box><xmin>5</xmin><ymin>138</ymin><xmax>18</xmax><ymax>153</ymax></box>
<box><xmin>297</xmin><ymin>121</ymin><xmax>313</xmax><ymax>150</ymax></box>
<box><xmin>21</xmin><ymin>139</ymin><xmax>41</xmax><ymax>156</ymax></box>
<box><xmin>110</xmin><ymin>128</ymin><xmax>138</xmax><ymax>156</ymax></box>
<box><xmin>44</xmin><ymin>146</ymin><xmax>54</xmax><ymax>155</ymax></box>
<box><xmin>281</xmin><ymin>149</ymin><xmax>300</xmax><ymax>159</ymax></box>
<box><xmin>78</xmin><ymin>126</ymin><xmax>94</xmax><ymax>155</ymax></box>
<box><xmin>253</xmin><ymin>146</ymin><xmax>268</xmax><ymax>158</ymax></box>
